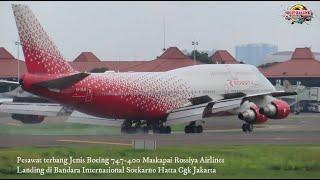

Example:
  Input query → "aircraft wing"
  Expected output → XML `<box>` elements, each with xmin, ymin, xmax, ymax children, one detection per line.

<box><xmin>245</xmin><ymin>91</ymin><xmax>297</xmax><ymax>98</ymax></box>
<box><xmin>0</xmin><ymin>98</ymin><xmax>13</xmax><ymax>103</ymax></box>
<box><xmin>166</xmin><ymin>90</ymin><xmax>297</xmax><ymax>125</ymax></box>
<box><xmin>0</xmin><ymin>100</ymin><xmax>123</xmax><ymax>127</ymax></box>
<box><xmin>0</xmin><ymin>80</ymin><xmax>19</xmax><ymax>85</ymax></box>
<box><xmin>0</xmin><ymin>90</ymin><xmax>297</xmax><ymax>126</ymax></box>
<box><xmin>0</xmin><ymin>102</ymin><xmax>64</xmax><ymax>116</ymax></box>
<box><xmin>66</xmin><ymin>111</ymin><xmax>124</xmax><ymax>127</ymax></box>
<box><xmin>166</xmin><ymin>97</ymin><xmax>243</xmax><ymax>125</ymax></box>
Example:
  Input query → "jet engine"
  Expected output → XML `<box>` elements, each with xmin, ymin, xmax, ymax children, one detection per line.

<box><xmin>11</xmin><ymin>114</ymin><xmax>45</xmax><ymax>124</ymax></box>
<box><xmin>10</xmin><ymin>95</ymin><xmax>49</xmax><ymax>124</ymax></box>
<box><xmin>259</xmin><ymin>99</ymin><xmax>290</xmax><ymax>119</ymax></box>
<box><xmin>238</xmin><ymin>104</ymin><xmax>268</xmax><ymax>124</ymax></box>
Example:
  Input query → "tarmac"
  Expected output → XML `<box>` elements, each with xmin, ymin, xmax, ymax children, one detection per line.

<box><xmin>0</xmin><ymin>113</ymin><xmax>319</xmax><ymax>147</ymax></box>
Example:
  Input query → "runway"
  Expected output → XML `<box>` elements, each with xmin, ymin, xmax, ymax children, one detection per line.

<box><xmin>0</xmin><ymin>113</ymin><xmax>320</xmax><ymax>147</ymax></box>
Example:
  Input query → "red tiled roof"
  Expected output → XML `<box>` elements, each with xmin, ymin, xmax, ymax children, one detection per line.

<box><xmin>71</xmin><ymin>51</ymin><xmax>148</xmax><ymax>72</ymax></box>
<box><xmin>0</xmin><ymin>61</ymin><xmax>26</xmax><ymax>78</ymax></box>
<box><xmin>70</xmin><ymin>62</ymin><xmax>108</xmax><ymax>72</ymax></box>
<box><xmin>105</xmin><ymin>61</ymin><xmax>147</xmax><ymax>72</ymax></box>
<box><xmin>74</xmin><ymin>52</ymin><xmax>101</xmax><ymax>62</ymax></box>
<box><xmin>159</xmin><ymin>47</ymin><xmax>188</xmax><ymax>59</ymax></box>
<box><xmin>261</xmin><ymin>48</ymin><xmax>320</xmax><ymax>77</ymax></box>
<box><xmin>70</xmin><ymin>61</ymin><xmax>146</xmax><ymax>72</ymax></box>
<box><xmin>0</xmin><ymin>47</ymin><xmax>15</xmax><ymax>60</ymax></box>
<box><xmin>210</xmin><ymin>50</ymin><xmax>238</xmax><ymax>64</ymax></box>
<box><xmin>0</xmin><ymin>47</ymin><xmax>27</xmax><ymax>78</ymax></box>
<box><xmin>291</xmin><ymin>47</ymin><xmax>314</xmax><ymax>60</ymax></box>
<box><xmin>127</xmin><ymin>59</ymin><xmax>201</xmax><ymax>72</ymax></box>
<box><xmin>0</xmin><ymin>47</ymin><xmax>201</xmax><ymax>77</ymax></box>
<box><xmin>126</xmin><ymin>47</ymin><xmax>201</xmax><ymax>72</ymax></box>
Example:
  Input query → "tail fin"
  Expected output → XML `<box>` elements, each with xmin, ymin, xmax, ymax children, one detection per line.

<box><xmin>12</xmin><ymin>4</ymin><xmax>76</xmax><ymax>74</ymax></box>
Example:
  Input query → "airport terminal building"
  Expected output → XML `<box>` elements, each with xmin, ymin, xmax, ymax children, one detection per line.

<box><xmin>260</xmin><ymin>48</ymin><xmax>320</xmax><ymax>112</ymax></box>
<box><xmin>260</xmin><ymin>48</ymin><xmax>320</xmax><ymax>87</ymax></box>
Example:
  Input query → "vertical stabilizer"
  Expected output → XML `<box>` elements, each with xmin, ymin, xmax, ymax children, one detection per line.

<box><xmin>12</xmin><ymin>4</ymin><xmax>76</xmax><ymax>74</ymax></box>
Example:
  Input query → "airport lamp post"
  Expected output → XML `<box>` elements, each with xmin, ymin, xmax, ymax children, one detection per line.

<box><xmin>192</xmin><ymin>41</ymin><xmax>199</xmax><ymax>65</ymax></box>
<box><xmin>15</xmin><ymin>41</ymin><xmax>21</xmax><ymax>82</ymax></box>
<box><xmin>295</xmin><ymin>81</ymin><xmax>301</xmax><ymax>113</ymax></box>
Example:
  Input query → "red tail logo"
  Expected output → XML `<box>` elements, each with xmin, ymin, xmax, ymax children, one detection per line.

<box><xmin>12</xmin><ymin>4</ymin><xmax>76</xmax><ymax>74</ymax></box>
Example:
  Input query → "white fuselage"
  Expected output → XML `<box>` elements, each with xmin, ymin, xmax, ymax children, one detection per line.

<box><xmin>170</xmin><ymin>64</ymin><xmax>275</xmax><ymax>100</ymax></box>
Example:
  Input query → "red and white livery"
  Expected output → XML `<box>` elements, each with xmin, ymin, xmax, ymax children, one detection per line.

<box><xmin>0</xmin><ymin>5</ymin><xmax>296</xmax><ymax>134</ymax></box>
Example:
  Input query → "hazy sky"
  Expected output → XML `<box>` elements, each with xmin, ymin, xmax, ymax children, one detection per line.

<box><xmin>1</xmin><ymin>1</ymin><xmax>320</xmax><ymax>61</ymax></box>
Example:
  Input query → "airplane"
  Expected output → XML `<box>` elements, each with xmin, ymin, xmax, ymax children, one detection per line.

<box><xmin>0</xmin><ymin>4</ymin><xmax>297</xmax><ymax>134</ymax></box>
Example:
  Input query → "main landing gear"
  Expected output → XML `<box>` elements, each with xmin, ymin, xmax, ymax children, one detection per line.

<box><xmin>121</xmin><ymin>119</ymin><xmax>172</xmax><ymax>134</ymax></box>
<box><xmin>152</xmin><ymin>126</ymin><xmax>171</xmax><ymax>134</ymax></box>
<box><xmin>121</xmin><ymin>120</ymin><xmax>149</xmax><ymax>134</ymax></box>
<box><xmin>152</xmin><ymin>120</ymin><xmax>171</xmax><ymax>134</ymax></box>
<box><xmin>241</xmin><ymin>123</ymin><xmax>253</xmax><ymax>133</ymax></box>
<box><xmin>184</xmin><ymin>121</ymin><xmax>203</xmax><ymax>134</ymax></box>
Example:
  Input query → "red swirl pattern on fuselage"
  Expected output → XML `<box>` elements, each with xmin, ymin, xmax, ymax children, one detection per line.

<box><xmin>69</xmin><ymin>72</ymin><xmax>193</xmax><ymax>120</ymax></box>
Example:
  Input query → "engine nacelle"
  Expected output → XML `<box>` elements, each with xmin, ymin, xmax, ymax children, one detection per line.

<box><xmin>238</xmin><ymin>104</ymin><xmax>268</xmax><ymax>124</ymax></box>
<box><xmin>11</xmin><ymin>114</ymin><xmax>45</xmax><ymax>124</ymax></box>
<box><xmin>259</xmin><ymin>99</ymin><xmax>290</xmax><ymax>119</ymax></box>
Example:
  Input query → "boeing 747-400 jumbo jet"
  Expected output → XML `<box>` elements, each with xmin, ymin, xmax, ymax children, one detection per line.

<box><xmin>0</xmin><ymin>4</ymin><xmax>296</xmax><ymax>134</ymax></box>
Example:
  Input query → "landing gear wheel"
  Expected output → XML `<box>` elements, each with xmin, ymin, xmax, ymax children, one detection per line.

<box><xmin>196</xmin><ymin>125</ymin><xmax>203</xmax><ymax>133</ymax></box>
<box><xmin>121</xmin><ymin>120</ymin><xmax>132</xmax><ymax>134</ymax></box>
<box><xmin>184</xmin><ymin>125</ymin><xmax>203</xmax><ymax>134</ymax></box>
<box><xmin>248</xmin><ymin>123</ymin><xmax>253</xmax><ymax>133</ymax></box>
<box><xmin>121</xmin><ymin>120</ymin><xmax>150</xmax><ymax>134</ymax></box>
<box><xmin>242</xmin><ymin>123</ymin><xmax>253</xmax><ymax>133</ymax></box>
<box><xmin>153</xmin><ymin>127</ymin><xmax>160</xmax><ymax>134</ymax></box>
<box><xmin>142</xmin><ymin>126</ymin><xmax>149</xmax><ymax>134</ymax></box>
<box><xmin>165</xmin><ymin>126</ymin><xmax>171</xmax><ymax>134</ymax></box>
<box><xmin>121</xmin><ymin>127</ymin><xmax>135</xmax><ymax>134</ymax></box>
<box><xmin>159</xmin><ymin>126</ymin><xmax>171</xmax><ymax>134</ymax></box>
<box><xmin>184</xmin><ymin>125</ymin><xmax>191</xmax><ymax>134</ymax></box>
<box><xmin>242</xmin><ymin>124</ymin><xmax>246</xmax><ymax>132</ymax></box>
<box><xmin>153</xmin><ymin>126</ymin><xmax>171</xmax><ymax>134</ymax></box>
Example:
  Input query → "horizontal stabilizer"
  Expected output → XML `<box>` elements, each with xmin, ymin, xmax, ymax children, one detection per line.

<box><xmin>33</xmin><ymin>72</ymin><xmax>90</xmax><ymax>89</ymax></box>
